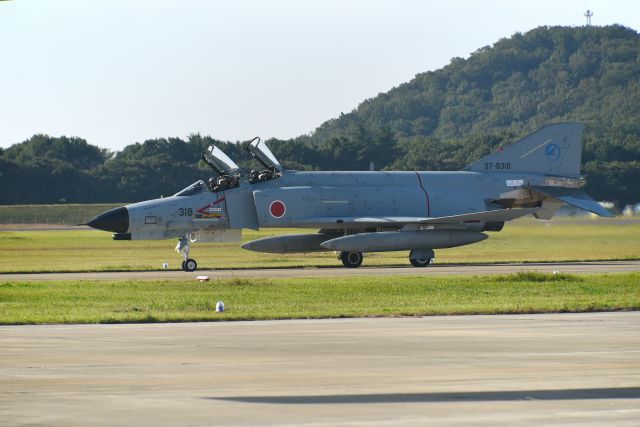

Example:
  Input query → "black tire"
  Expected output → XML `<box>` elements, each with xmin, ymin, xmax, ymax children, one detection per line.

<box><xmin>181</xmin><ymin>260</ymin><xmax>186</xmax><ymax>271</ymax></box>
<box><xmin>340</xmin><ymin>251</ymin><xmax>363</xmax><ymax>268</ymax></box>
<box><xmin>183</xmin><ymin>258</ymin><xmax>197</xmax><ymax>272</ymax></box>
<box><xmin>409</xmin><ymin>256</ymin><xmax>431</xmax><ymax>267</ymax></box>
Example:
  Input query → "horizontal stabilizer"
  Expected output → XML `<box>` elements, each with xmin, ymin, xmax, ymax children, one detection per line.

<box><xmin>528</xmin><ymin>186</ymin><xmax>613</xmax><ymax>217</ymax></box>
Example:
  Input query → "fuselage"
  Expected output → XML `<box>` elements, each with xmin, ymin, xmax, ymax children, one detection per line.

<box><xmin>110</xmin><ymin>169</ymin><xmax>548</xmax><ymax>241</ymax></box>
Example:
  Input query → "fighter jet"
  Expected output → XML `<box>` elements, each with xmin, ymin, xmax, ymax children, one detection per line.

<box><xmin>85</xmin><ymin>122</ymin><xmax>611</xmax><ymax>271</ymax></box>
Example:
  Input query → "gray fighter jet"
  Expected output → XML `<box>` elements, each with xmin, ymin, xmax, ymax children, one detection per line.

<box><xmin>85</xmin><ymin>122</ymin><xmax>611</xmax><ymax>271</ymax></box>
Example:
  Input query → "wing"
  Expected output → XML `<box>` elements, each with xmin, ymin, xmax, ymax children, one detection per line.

<box><xmin>417</xmin><ymin>207</ymin><xmax>538</xmax><ymax>224</ymax></box>
<box><xmin>298</xmin><ymin>208</ymin><xmax>537</xmax><ymax>227</ymax></box>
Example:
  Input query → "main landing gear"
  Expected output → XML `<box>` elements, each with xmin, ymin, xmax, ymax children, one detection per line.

<box><xmin>409</xmin><ymin>249</ymin><xmax>434</xmax><ymax>268</ymax></box>
<box><xmin>176</xmin><ymin>236</ymin><xmax>198</xmax><ymax>272</ymax></box>
<box><xmin>339</xmin><ymin>251</ymin><xmax>363</xmax><ymax>268</ymax></box>
<box><xmin>338</xmin><ymin>249</ymin><xmax>434</xmax><ymax>268</ymax></box>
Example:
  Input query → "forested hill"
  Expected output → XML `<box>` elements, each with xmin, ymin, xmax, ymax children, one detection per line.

<box><xmin>1</xmin><ymin>25</ymin><xmax>639</xmax><ymax>206</ymax></box>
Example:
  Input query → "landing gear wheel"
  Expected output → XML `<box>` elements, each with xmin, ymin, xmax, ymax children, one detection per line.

<box><xmin>410</xmin><ymin>257</ymin><xmax>432</xmax><ymax>267</ymax></box>
<box><xmin>409</xmin><ymin>249</ymin><xmax>432</xmax><ymax>267</ymax></box>
<box><xmin>340</xmin><ymin>251</ymin><xmax>363</xmax><ymax>268</ymax></box>
<box><xmin>176</xmin><ymin>236</ymin><xmax>197</xmax><ymax>272</ymax></box>
<box><xmin>183</xmin><ymin>258</ymin><xmax>197</xmax><ymax>272</ymax></box>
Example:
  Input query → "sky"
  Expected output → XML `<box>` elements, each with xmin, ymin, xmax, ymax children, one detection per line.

<box><xmin>1</xmin><ymin>0</ymin><xmax>639</xmax><ymax>150</ymax></box>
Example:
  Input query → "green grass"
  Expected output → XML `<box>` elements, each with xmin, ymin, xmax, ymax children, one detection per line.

<box><xmin>0</xmin><ymin>217</ymin><xmax>638</xmax><ymax>272</ymax></box>
<box><xmin>0</xmin><ymin>272</ymin><xmax>638</xmax><ymax>324</ymax></box>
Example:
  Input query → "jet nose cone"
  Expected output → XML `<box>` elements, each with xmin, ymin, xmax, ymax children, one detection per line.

<box><xmin>86</xmin><ymin>206</ymin><xmax>129</xmax><ymax>233</ymax></box>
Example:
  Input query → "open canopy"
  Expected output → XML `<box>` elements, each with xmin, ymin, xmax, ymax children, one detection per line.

<box><xmin>201</xmin><ymin>145</ymin><xmax>240</xmax><ymax>176</ymax></box>
<box><xmin>247</xmin><ymin>137</ymin><xmax>282</xmax><ymax>172</ymax></box>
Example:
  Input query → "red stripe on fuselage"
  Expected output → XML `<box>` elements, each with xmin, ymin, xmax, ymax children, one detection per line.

<box><xmin>197</xmin><ymin>197</ymin><xmax>226</xmax><ymax>215</ymax></box>
<box><xmin>415</xmin><ymin>172</ymin><xmax>431</xmax><ymax>217</ymax></box>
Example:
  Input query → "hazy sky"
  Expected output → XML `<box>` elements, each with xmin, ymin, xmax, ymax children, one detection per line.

<box><xmin>1</xmin><ymin>0</ymin><xmax>639</xmax><ymax>150</ymax></box>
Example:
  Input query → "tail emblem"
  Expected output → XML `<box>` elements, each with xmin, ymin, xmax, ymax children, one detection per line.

<box><xmin>545</xmin><ymin>143</ymin><xmax>561</xmax><ymax>161</ymax></box>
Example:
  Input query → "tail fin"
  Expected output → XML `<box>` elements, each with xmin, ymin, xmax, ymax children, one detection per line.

<box><xmin>467</xmin><ymin>122</ymin><xmax>584</xmax><ymax>176</ymax></box>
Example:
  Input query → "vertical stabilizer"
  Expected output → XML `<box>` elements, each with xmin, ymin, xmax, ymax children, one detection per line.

<box><xmin>467</xmin><ymin>123</ymin><xmax>584</xmax><ymax>176</ymax></box>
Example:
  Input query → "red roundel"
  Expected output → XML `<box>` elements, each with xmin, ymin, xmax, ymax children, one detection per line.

<box><xmin>269</xmin><ymin>200</ymin><xmax>286</xmax><ymax>218</ymax></box>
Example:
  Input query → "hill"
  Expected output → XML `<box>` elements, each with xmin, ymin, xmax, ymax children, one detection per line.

<box><xmin>1</xmin><ymin>25</ymin><xmax>639</xmax><ymax>206</ymax></box>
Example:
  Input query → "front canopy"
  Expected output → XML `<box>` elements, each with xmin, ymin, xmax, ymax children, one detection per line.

<box><xmin>201</xmin><ymin>145</ymin><xmax>240</xmax><ymax>176</ymax></box>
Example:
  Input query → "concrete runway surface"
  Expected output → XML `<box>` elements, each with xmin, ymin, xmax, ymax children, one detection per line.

<box><xmin>2</xmin><ymin>260</ymin><xmax>640</xmax><ymax>281</ymax></box>
<box><xmin>1</xmin><ymin>312</ymin><xmax>639</xmax><ymax>426</ymax></box>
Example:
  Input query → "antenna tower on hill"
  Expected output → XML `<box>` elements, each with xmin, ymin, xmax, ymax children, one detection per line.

<box><xmin>584</xmin><ymin>9</ymin><xmax>593</xmax><ymax>26</ymax></box>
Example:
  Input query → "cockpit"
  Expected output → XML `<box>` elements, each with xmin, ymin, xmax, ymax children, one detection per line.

<box><xmin>246</xmin><ymin>137</ymin><xmax>282</xmax><ymax>184</ymax></box>
<box><xmin>201</xmin><ymin>145</ymin><xmax>241</xmax><ymax>192</ymax></box>
<box><xmin>199</xmin><ymin>138</ymin><xmax>283</xmax><ymax>192</ymax></box>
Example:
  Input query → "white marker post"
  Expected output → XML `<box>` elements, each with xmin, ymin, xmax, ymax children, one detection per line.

<box><xmin>215</xmin><ymin>301</ymin><xmax>225</xmax><ymax>312</ymax></box>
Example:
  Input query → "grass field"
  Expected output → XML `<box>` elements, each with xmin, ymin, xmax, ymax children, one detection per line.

<box><xmin>0</xmin><ymin>217</ymin><xmax>638</xmax><ymax>272</ymax></box>
<box><xmin>0</xmin><ymin>272</ymin><xmax>638</xmax><ymax>324</ymax></box>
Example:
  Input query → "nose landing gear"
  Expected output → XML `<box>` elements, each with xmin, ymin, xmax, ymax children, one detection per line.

<box><xmin>176</xmin><ymin>236</ymin><xmax>198</xmax><ymax>272</ymax></box>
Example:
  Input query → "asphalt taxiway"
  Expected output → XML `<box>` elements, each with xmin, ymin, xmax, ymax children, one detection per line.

<box><xmin>2</xmin><ymin>259</ymin><xmax>640</xmax><ymax>281</ymax></box>
<box><xmin>1</xmin><ymin>312</ymin><xmax>639</xmax><ymax>426</ymax></box>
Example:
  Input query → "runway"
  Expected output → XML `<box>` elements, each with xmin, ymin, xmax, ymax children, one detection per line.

<box><xmin>1</xmin><ymin>312</ymin><xmax>639</xmax><ymax>426</ymax></box>
<box><xmin>2</xmin><ymin>259</ymin><xmax>640</xmax><ymax>281</ymax></box>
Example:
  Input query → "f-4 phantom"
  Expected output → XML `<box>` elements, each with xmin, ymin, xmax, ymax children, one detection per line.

<box><xmin>85</xmin><ymin>122</ymin><xmax>611</xmax><ymax>271</ymax></box>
